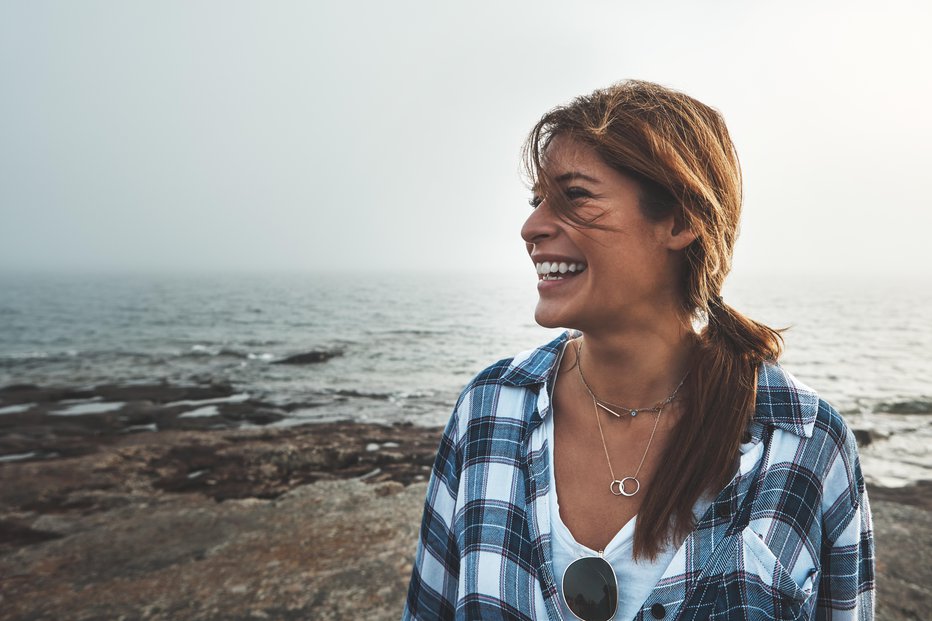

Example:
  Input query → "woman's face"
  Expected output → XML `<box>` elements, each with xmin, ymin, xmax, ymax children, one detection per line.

<box><xmin>520</xmin><ymin>135</ymin><xmax>694</xmax><ymax>332</ymax></box>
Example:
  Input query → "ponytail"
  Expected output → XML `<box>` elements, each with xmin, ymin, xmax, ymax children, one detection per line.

<box><xmin>633</xmin><ymin>296</ymin><xmax>785</xmax><ymax>559</ymax></box>
<box><xmin>706</xmin><ymin>295</ymin><xmax>784</xmax><ymax>363</ymax></box>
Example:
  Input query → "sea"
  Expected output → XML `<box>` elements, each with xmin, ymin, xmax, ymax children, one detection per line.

<box><xmin>2</xmin><ymin>270</ymin><xmax>931</xmax><ymax>475</ymax></box>
<box><xmin>1</xmin><ymin>270</ymin><xmax>930</xmax><ymax>425</ymax></box>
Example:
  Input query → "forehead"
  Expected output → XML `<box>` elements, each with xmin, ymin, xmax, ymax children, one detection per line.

<box><xmin>538</xmin><ymin>134</ymin><xmax>640</xmax><ymax>195</ymax></box>
<box><xmin>540</xmin><ymin>134</ymin><xmax>606</xmax><ymax>176</ymax></box>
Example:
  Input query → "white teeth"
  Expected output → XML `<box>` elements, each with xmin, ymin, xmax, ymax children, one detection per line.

<box><xmin>534</xmin><ymin>261</ymin><xmax>587</xmax><ymax>277</ymax></box>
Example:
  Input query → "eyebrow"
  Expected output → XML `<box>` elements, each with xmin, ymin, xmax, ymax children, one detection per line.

<box><xmin>554</xmin><ymin>172</ymin><xmax>601</xmax><ymax>184</ymax></box>
<box><xmin>531</xmin><ymin>171</ymin><xmax>602</xmax><ymax>194</ymax></box>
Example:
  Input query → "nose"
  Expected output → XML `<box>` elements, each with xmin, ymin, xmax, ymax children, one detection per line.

<box><xmin>520</xmin><ymin>199</ymin><xmax>561</xmax><ymax>247</ymax></box>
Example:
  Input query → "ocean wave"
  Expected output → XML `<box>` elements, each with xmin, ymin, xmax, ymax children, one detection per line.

<box><xmin>50</xmin><ymin>401</ymin><xmax>125</xmax><ymax>416</ymax></box>
<box><xmin>178</xmin><ymin>405</ymin><xmax>221</xmax><ymax>418</ymax></box>
<box><xmin>163</xmin><ymin>393</ymin><xmax>251</xmax><ymax>408</ymax></box>
<box><xmin>2</xmin><ymin>351</ymin><xmax>51</xmax><ymax>360</ymax></box>
<box><xmin>380</xmin><ymin>328</ymin><xmax>447</xmax><ymax>336</ymax></box>
<box><xmin>180</xmin><ymin>346</ymin><xmax>275</xmax><ymax>361</ymax></box>
<box><xmin>0</xmin><ymin>343</ymin><xmax>346</xmax><ymax>368</ymax></box>
<box><xmin>0</xmin><ymin>350</ymin><xmax>81</xmax><ymax>363</ymax></box>
<box><xmin>242</xmin><ymin>339</ymin><xmax>283</xmax><ymax>347</ymax></box>
<box><xmin>322</xmin><ymin>388</ymin><xmax>437</xmax><ymax>403</ymax></box>
<box><xmin>393</xmin><ymin>390</ymin><xmax>434</xmax><ymax>400</ymax></box>
<box><xmin>0</xmin><ymin>451</ymin><xmax>38</xmax><ymax>463</ymax></box>
<box><xmin>179</xmin><ymin>346</ymin><xmax>344</xmax><ymax>364</ymax></box>
<box><xmin>331</xmin><ymin>389</ymin><xmax>394</xmax><ymax>400</ymax></box>
<box><xmin>0</xmin><ymin>403</ymin><xmax>36</xmax><ymax>415</ymax></box>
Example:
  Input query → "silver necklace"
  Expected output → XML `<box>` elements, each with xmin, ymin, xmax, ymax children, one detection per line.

<box><xmin>574</xmin><ymin>340</ymin><xmax>687</xmax><ymax>497</ymax></box>
<box><xmin>575</xmin><ymin>341</ymin><xmax>688</xmax><ymax>418</ymax></box>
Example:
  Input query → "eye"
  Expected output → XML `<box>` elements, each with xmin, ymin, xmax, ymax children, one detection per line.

<box><xmin>528</xmin><ymin>195</ymin><xmax>543</xmax><ymax>209</ymax></box>
<box><xmin>564</xmin><ymin>186</ymin><xmax>591</xmax><ymax>201</ymax></box>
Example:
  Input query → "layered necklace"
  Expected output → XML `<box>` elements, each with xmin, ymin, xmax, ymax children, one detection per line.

<box><xmin>574</xmin><ymin>340</ymin><xmax>689</xmax><ymax>497</ymax></box>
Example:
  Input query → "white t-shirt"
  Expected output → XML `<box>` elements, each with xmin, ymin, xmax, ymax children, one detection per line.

<box><xmin>546</xmin><ymin>409</ymin><xmax>695</xmax><ymax>620</ymax></box>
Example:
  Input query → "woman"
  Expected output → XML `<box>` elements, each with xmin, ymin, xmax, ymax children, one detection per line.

<box><xmin>402</xmin><ymin>80</ymin><xmax>874</xmax><ymax>621</ymax></box>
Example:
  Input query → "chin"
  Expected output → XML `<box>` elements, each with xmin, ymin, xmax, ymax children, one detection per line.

<box><xmin>534</xmin><ymin>317</ymin><xmax>564</xmax><ymax>329</ymax></box>
<box><xmin>533</xmin><ymin>305</ymin><xmax>573</xmax><ymax>330</ymax></box>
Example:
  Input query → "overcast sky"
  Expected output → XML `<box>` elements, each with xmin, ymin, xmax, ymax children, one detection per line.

<box><xmin>1</xmin><ymin>0</ymin><xmax>930</xmax><ymax>278</ymax></box>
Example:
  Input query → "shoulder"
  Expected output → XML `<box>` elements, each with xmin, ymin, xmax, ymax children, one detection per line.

<box><xmin>755</xmin><ymin>361</ymin><xmax>855</xmax><ymax>450</ymax></box>
<box><xmin>755</xmin><ymin>362</ymin><xmax>865</xmax><ymax>534</ymax></box>
<box><xmin>446</xmin><ymin>331</ymin><xmax>570</xmax><ymax>437</ymax></box>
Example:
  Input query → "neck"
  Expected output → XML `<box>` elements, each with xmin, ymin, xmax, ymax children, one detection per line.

<box><xmin>572</xmin><ymin>315</ymin><xmax>697</xmax><ymax>409</ymax></box>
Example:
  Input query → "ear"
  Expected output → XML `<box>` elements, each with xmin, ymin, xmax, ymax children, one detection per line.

<box><xmin>664</xmin><ymin>213</ymin><xmax>697</xmax><ymax>251</ymax></box>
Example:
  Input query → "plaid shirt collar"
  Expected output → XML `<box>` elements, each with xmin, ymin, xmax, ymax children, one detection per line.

<box><xmin>501</xmin><ymin>331</ymin><xmax>819</xmax><ymax>441</ymax></box>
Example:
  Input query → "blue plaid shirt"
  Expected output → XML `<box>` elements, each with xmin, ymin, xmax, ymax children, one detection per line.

<box><xmin>403</xmin><ymin>331</ymin><xmax>874</xmax><ymax>620</ymax></box>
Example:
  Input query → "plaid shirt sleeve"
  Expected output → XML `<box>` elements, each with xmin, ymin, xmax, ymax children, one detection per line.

<box><xmin>816</xmin><ymin>414</ymin><xmax>875</xmax><ymax>620</ymax></box>
<box><xmin>402</xmin><ymin>398</ymin><xmax>462</xmax><ymax>620</ymax></box>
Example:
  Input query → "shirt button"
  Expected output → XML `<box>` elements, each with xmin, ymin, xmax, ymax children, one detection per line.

<box><xmin>716</xmin><ymin>503</ymin><xmax>731</xmax><ymax>519</ymax></box>
<box><xmin>651</xmin><ymin>603</ymin><xmax>666</xmax><ymax>619</ymax></box>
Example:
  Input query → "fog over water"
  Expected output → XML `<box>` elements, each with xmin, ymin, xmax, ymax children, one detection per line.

<box><xmin>1</xmin><ymin>1</ymin><xmax>931</xmax><ymax>278</ymax></box>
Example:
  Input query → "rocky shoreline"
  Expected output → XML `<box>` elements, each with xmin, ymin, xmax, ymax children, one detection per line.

<box><xmin>1</xmin><ymin>382</ymin><xmax>930</xmax><ymax>620</ymax></box>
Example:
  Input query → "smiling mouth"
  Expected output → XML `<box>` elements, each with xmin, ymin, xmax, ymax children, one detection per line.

<box><xmin>535</xmin><ymin>261</ymin><xmax>587</xmax><ymax>281</ymax></box>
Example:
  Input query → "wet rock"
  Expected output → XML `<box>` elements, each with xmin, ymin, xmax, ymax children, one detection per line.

<box><xmin>0</xmin><ymin>518</ymin><xmax>64</xmax><ymax>547</ymax></box>
<box><xmin>0</xmin><ymin>383</ymin><xmax>41</xmax><ymax>392</ymax></box>
<box><xmin>272</xmin><ymin>350</ymin><xmax>342</xmax><ymax>365</ymax></box>
<box><xmin>868</xmin><ymin>481</ymin><xmax>932</xmax><ymax>511</ymax></box>
<box><xmin>95</xmin><ymin>381</ymin><xmax>237</xmax><ymax>404</ymax></box>
<box><xmin>0</xmin><ymin>420</ymin><xmax>442</xmax><ymax>517</ymax></box>
<box><xmin>0</xmin><ymin>381</ymin><xmax>298</xmax><ymax>461</ymax></box>
<box><xmin>876</xmin><ymin>399</ymin><xmax>932</xmax><ymax>415</ymax></box>
<box><xmin>853</xmin><ymin>428</ymin><xmax>872</xmax><ymax>446</ymax></box>
<box><xmin>137</xmin><ymin>423</ymin><xmax>439</xmax><ymax>502</ymax></box>
<box><xmin>0</xmin><ymin>381</ymin><xmax>237</xmax><ymax>409</ymax></box>
<box><xmin>853</xmin><ymin>427</ymin><xmax>889</xmax><ymax>447</ymax></box>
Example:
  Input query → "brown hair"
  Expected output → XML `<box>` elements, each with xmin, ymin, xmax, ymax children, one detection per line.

<box><xmin>524</xmin><ymin>80</ymin><xmax>785</xmax><ymax>559</ymax></box>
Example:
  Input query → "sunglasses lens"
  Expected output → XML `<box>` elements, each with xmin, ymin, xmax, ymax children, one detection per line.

<box><xmin>562</xmin><ymin>556</ymin><xmax>618</xmax><ymax>621</ymax></box>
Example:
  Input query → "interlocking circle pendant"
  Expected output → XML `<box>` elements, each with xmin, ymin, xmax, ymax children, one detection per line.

<box><xmin>609</xmin><ymin>477</ymin><xmax>640</xmax><ymax>497</ymax></box>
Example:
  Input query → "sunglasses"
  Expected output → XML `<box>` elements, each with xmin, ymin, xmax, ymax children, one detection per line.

<box><xmin>561</xmin><ymin>555</ymin><xmax>618</xmax><ymax>621</ymax></box>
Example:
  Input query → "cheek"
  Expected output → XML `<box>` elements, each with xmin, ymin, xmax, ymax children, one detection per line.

<box><xmin>593</xmin><ymin>243</ymin><xmax>636</xmax><ymax>273</ymax></box>
<box><xmin>588</xmin><ymin>246</ymin><xmax>659</xmax><ymax>292</ymax></box>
